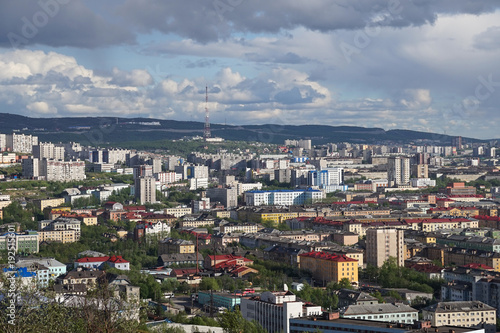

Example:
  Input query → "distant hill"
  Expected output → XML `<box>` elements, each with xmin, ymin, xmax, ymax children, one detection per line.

<box><xmin>0</xmin><ymin>113</ymin><xmax>484</xmax><ymax>146</ymax></box>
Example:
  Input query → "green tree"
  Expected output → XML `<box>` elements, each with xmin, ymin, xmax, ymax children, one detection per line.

<box><xmin>218</xmin><ymin>308</ymin><xmax>266</xmax><ymax>333</ymax></box>
<box><xmin>198</xmin><ymin>277</ymin><xmax>221</xmax><ymax>291</ymax></box>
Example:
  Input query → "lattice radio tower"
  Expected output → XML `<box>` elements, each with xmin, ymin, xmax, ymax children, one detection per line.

<box><xmin>204</xmin><ymin>86</ymin><xmax>211</xmax><ymax>141</ymax></box>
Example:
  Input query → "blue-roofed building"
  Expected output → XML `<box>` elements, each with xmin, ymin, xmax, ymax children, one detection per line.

<box><xmin>2</xmin><ymin>267</ymin><xmax>37</xmax><ymax>287</ymax></box>
<box><xmin>244</xmin><ymin>189</ymin><xmax>324</xmax><ymax>206</ymax></box>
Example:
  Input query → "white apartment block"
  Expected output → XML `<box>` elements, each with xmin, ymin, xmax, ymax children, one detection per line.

<box><xmin>137</xmin><ymin>221</ymin><xmax>171</xmax><ymax>236</ymax></box>
<box><xmin>236</xmin><ymin>182</ymin><xmax>263</xmax><ymax>196</ymax></box>
<box><xmin>165</xmin><ymin>207</ymin><xmax>192</xmax><ymax>218</ymax></box>
<box><xmin>43</xmin><ymin>159</ymin><xmax>86</xmax><ymax>181</ymax></box>
<box><xmin>0</xmin><ymin>152</ymin><xmax>16</xmax><ymax>164</ymax></box>
<box><xmin>410</xmin><ymin>178</ymin><xmax>437</xmax><ymax>188</ymax></box>
<box><xmin>6</xmin><ymin>133</ymin><xmax>38</xmax><ymax>153</ymax></box>
<box><xmin>0</xmin><ymin>134</ymin><xmax>6</xmax><ymax>151</ymax></box>
<box><xmin>342</xmin><ymin>303</ymin><xmax>418</xmax><ymax>324</ymax></box>
<box><xmin>244</xmin><ymin>189</ymin><xmax>324</xmax><ymax>206</ymax></box>
<box><xmin>220</xmin><ymin>223</ymin><xmax>259</xmax><ymax>234</ymax></box>
<box><xmin>33</xmin><ymin>142</ymin><xmax>65</xmax><ymax>160</ymax></box>
<box><xmin>241</xmin><ymin>291</ymin><xmax>321</xmax><ymax>333</ymax></box>
<box><xmin>156</xmin><ymin>172</ymin><xmax>182</xmax><ymax>184</ymax></box>
<box><xmin>23</xmin><ymin>158</ymin><xmax>86</xmax><ymax>182</ymax></box>
<box><xmin>189</xmin><ymin>177</ymin><xmax>208</xmax><ymax>190</ymax></box>
<box><xmin>387</xmin><ymin>156</ymin><xmax>410</xmax><ymax>186</ymax></box>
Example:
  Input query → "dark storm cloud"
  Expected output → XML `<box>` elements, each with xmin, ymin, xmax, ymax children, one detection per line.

<box><xmin>0</xmin><ymin>0</ymin><xmax>134</xmax><ymax>48</ymax></box>
<box><xmin>117</xmin><ymin>0</ymin><xmax>500</xmax><ymax>43</ymax></box>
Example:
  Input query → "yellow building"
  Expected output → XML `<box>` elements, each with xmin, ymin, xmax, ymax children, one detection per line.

<box><xmin>414</xmin><ymin>233</ymin><xmax>436</xmax><ymax>244</ymax></box>
<box><xmin>158</xmin><ymin>238</ymin><xmax>195</xmax><ymax>255</ymax></box>
<box><xmin>212</xmin><ymin>210</ymin><xmax>231</xmax><ymax>219</ymax></box>
<box><xmin>79</xmin><ymin>215</ymin><xmax>98</xmax><ymax>226</ymax></box>
<box><xmin>299</xmin><ymin>251</ymin><xmax>358</xmax><ymax>285</ymax></box>
<box><xmin>38</xmin><ymin>230</ymin><xmax>77</xmax><ymax>244</ymax></box>
<box><xmin>34</xmin><ymin>198</ymin><xmax>66</xmax><ymax>212</ymax></box>
<box><xmin>258</xmin><ymin>211</ymin><xmax>299</xmax><ymax>224</ymax></box>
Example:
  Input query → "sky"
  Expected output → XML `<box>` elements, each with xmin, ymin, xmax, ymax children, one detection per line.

<box><xmin>0</xmin><ymin>1</ymin><xmax>500</xmax><ymax>139</ymax></box>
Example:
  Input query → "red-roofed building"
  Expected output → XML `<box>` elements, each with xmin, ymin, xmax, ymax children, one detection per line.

<box><xmin>299</xmin><ymin>251</ymin><xmax>358</xmax><ymax>285</ymax></box>
<box><xmin>124</xmin><ymin>205</ymin><xmax>146</xmax><ymax>212</ymax></box>
<box><xmin>462</xmin><ymin>263</ymin><xmax>494</xmax><ymax>271</ymax></box>
<box><xmin>204</xmin><ymin>254</ymin><xmax>255</xmax><ymax>276</ymax></box>
<box><xmin>74</xmin><ymin>255</ymin><xmax>130</xmax><ymax>270</ymax></box>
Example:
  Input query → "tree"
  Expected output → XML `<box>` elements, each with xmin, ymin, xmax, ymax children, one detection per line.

<box><xmin>218</xmin><ymin>308</ymin><xmax>266</xmax><ymax>333</ymax></box>
<box><xmin>198</xmin><ymin>277</ymin><xmax>220</xmax><ymax>292</ymax></box>
<box><xmin>326</xmin><ymin>278</ymin><xmax>353</xmax><ymax>291</ymax></box>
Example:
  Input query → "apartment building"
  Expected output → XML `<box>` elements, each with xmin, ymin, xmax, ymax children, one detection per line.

<box><xmin>16</xmin><ymin>257</ymin><xmax>67</xmax><ymax>286</ymax></box>
<box><xmin>33</xmin><ymin>198</ymin><xmax>66</xmax><ymax>211</ymax></box>
<box><xmin>220</xmin><ymin>223</ymin><xmax>259</xmax><ymax>234</ymax></box>
<box><xmin>158</xmin><ymin>238</ymin><xmax>195</xmax><ymax>255</ymax></box>
<box><xmin>342</xmin><ymin>303</ymin><xmax>418</xmax><ymax>324</ymax></box>
<box><xmin>422</xmin><ymin>301</ymin><xmax>496</xmax><ymax>333</ymax></box>
<box><xmin>387</xmin><ymin>156</ymin><xmax>410</xmax><ymax>186</ymax></box>
<box><xmin>299</xmin><ymin>251</ymin><xmax>358</xmax><ymax>285</ymax></box>
<box><xmin>0</xmin><ymin>231</ymin><xmax>39</xmax><ymax>253</ymax></box>
<box><xmin>244</xmin><ymin>189</ymin><xmax>324</xmax><ymax>206</ymax></box>
<box><xmin>241</xmin><ymin>291</ymin><xmax>322</xmax><ymax>333</ymax></box>
<box><xmin>164</xmin><ymin>206</ymin><xmax>192</xmax><ymax>218</ymax></box>
<box><xmin>366</xmin><ymin>228</ymin><xmax>405</xmax><ymax>267</ymax></box>
<box><xmin>32</xmin><ymin>142</ymin><xmax>65</xmax><ymax>160</ymax></box>
<box><xmin>206</xmin><ymin>187</ymin><xmax>238</xmax><ymax>209</ymax></box>
<box><xmin>6</xmin><ymin>133</ymin><xmax>38</xmax><ymax>153</ymax></box>
<box><xmin>38</xmin><ymin>218</ymin><xmax>81</xmax><ymax>241</ymax></box>
<box><xmin>134</xmin><ymin>176</ymin><xmax>156</xmax><ymax>204</ymax></box>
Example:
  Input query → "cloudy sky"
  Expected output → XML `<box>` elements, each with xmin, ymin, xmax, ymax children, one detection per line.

<box><xmin>1</xmin><ymin>1</ymin><xmax>500</xmax><ymax>139</ymax></box>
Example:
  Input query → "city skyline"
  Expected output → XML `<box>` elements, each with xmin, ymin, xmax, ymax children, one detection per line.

<box><xmin>0</xmin><ymin>1</ymin><xmax>500</xmax><ymax>139</ymax></box>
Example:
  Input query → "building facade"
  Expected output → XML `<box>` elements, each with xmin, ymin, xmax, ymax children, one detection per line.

<box><xmin>366</xmin><ymin>228</ymin><xmax>405</xmax><ymax>267</ymax></box>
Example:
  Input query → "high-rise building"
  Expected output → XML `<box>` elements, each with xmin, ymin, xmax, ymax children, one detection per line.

<box><xmin>366</xmin><ymin>228</ymin><xmax>405</xmax><ymax>267</ymax></box>
<box><xmin>206</xmin><ymin>187</ymin><xmax>238</xmax><ymax>209</ymax></box>
<box><xmin>135</xmin><ymin>176</ymin><xmax>156</xmax><ymax>204</ymax></box>
<box><xmin>387</xmin><ymin>156</ymin><xmax>410</xmax><ymax>187</ymax></box>
<box><xmin>412</xmin><ymin>164</ymin><xmax>428</xmax><ymax>178</ymax></box>
<box><xmin>308</xmin><ymin>168</ymin><xmax>344</xmax><ymax>187</ymax></box>
<box><xmin>133</xmin><ymin>165</ymin><xmax>153</xmax><ymax>179</ymax></box>
<box><xmin>452</xmin><ymin>136</ymin><xmax>462</xmax><ymax>149</ymax></box>
<box><xmin>33</xmin><ymin>142</ymin><xmax>65</xmax><ymax>160</ymax></box>
<box><xmin>6</xmin><ymin>133</ymin><xmax>38</xmax><ymax>153</ymax></box>
<box><xmin>23</xmin><ymin>158</ymin><xmax>85</xmax><ymax>181</ymax></box>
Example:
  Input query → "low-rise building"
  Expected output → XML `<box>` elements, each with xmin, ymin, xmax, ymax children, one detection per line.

<box><xmin>158</xmin><ymin>238</ymin><xmax>195</xmax><ymax>255</ymax></box>
<box><xmin>299</xmin><ymin>251</ymin><xmax>358</xmax><ymax>286</ymax></box>
<box><xmin>157</xmin><ymin>253</ymin><xmax>204</xmax><ymax>267</ymax></box>
<box><xmin>74</xmin><ymin>256</ymin><xmax>130</xmax><ymax>271</ymax></box>
<box><xmin>342</xmin><ymin>303</ymin><xmax>418</xmax><ymax>324</ymax></box>
<box><xmin>0</xmin><ymin>231</ymin><xmax>39</xmax><ymax>253</ymax></box>
<box><xmin>198</xmin><ymin>291</ymin><xmax>241</xmax><ymax>311</ymax></box>
<box><xmin>220</xmin><ymin>223</ymin><xmax>259</xmax><ymax>234</ymax></box>
<box><xmin>422</xmin><ymin>301</ymin><xmax>496</xmax><ymax>333</ymax></box>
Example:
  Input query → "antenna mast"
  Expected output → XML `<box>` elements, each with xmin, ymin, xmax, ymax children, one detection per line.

<box><xmin>204</xmin><ymin>86</ymin><xmax>211</xmax><ymax>141</ymax></box>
